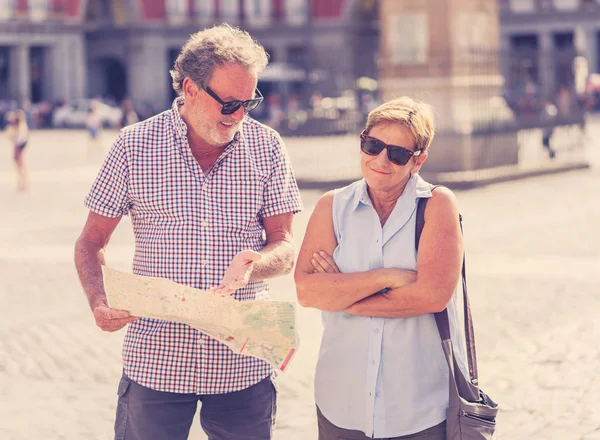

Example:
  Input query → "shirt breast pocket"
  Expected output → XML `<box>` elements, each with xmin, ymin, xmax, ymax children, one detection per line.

<box><xmin>131</xmin><ymin>179</ymin><xmax>193</xmax><ymax>231</ymax></box>
<box><xmin>215</xmin><ymin>178</ymin><xmax>265</xmax><ymax>234</ymax></box>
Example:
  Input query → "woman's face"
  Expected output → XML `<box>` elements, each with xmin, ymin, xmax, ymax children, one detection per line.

<box><xmin>360</xmin><ymin>123</ymin><xmax>428</xmax><ymax>193</ymax></box>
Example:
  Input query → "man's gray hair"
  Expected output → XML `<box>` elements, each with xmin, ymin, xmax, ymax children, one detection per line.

<box><xmin>170</xmin><ymin>24</ymin><xmax>269</xmax><ymax>96</ymax></box>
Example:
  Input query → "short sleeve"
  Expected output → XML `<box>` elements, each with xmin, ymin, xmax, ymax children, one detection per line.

<box><xmin>260</xmin><ymin>134</ymin><xmax>303</xmax><ymax>219</ymax></box>
<box><xmin>84</xmin><ymin>133</ymin><xmax>130</xmax><ymax>217</ymax></box>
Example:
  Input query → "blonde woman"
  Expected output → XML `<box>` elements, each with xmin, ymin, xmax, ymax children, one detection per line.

<box><xmin>295</xmin><ymin>97</ymin><xmax>469</xmax><ymax>440</ymax></box>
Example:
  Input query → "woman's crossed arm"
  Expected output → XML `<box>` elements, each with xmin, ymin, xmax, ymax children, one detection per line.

<box><xmin>294</xmin><ymin>191</ymin><xmax>416</xmax><ymax>312</ymax></box>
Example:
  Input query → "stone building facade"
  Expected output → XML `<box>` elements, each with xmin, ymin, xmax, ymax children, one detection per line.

<box><xmin>0</xmin><ymin>1</ymin><xmax>86</xmax><ymax>104</ymax></box>
<box><xmin>1</xmin><ymin>0</ymin><xmax>378</xmax><ymax>113</ymax></box>
<box><xmin>499</xmin><ymin>0</ymin><xmax>600</xmax><ymax>97</ymax></box>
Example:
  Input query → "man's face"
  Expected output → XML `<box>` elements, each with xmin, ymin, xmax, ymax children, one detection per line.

<box><xmin>184</xmin><ymin>63</ymin><xmax>258</xmax><ymax>147</ymax></box>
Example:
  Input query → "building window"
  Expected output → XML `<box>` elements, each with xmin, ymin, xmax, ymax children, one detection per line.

<box><xmin>388</xmin><ymin>13</ymin><xmax>428</xmax><ymax>64</ymax></box>
<box><xmin>29</xmin><ymin>0</ymin><xmax>48</xmax><ymax>21</ymax></box>
<box><xmin>167</xmin><ymin>0</ymin><xmax>188</xmax><ymax>23</ymax></box>
<box><xmin>553</xmin><ymin>31</ymin><xmax>575</xmax><ymax>50</ymax></box>
<box><xmin>30</xmin><ymin>46</ymin><xmax>45</xmax><ymax>103</ymax></box>
<box><xmin>553</xmin><ymin>0</ymin><xmax>579</xmax><ymax>9</ymax></box>
<box><xmin>0</xmin><ymin>46</ymin><xmax>9</xmax><ymax>99</ymax></box>
<box><xmin>509</xmin><ymin>0</ymin><xmax>535</xmax><ymax>12</ymax></box>
<box><xmin>85</xmin><ymin>0</ymin><xmax>113</xmax><ymax>22</ymax></box>
<box><xmin>285</xmin><ymin>0</ymin><xmax>308</xmax><ymax>25</ymax></box>
<box><xmin>286</xmin><ymin>45</ymin><xmax>306</xmax><ymax>69</ymax></box>
<box><xmin>0</xmin><ymin>0</ymin><xmax>14</xmax><ymax>20</ymax></box>
<box><xmin>220</xmin><ymin>0</ymin><xmax>239</xmax><ymax>22</ymax></box>
<box><xmin>194</xmin><ymin>0</ymin><xmax>215</xmax><ymax>21</ymax></box>
<box><xmin>245</xmin><ymin>0</ymin><xmax>271</xmax><ymax>27</ymax></box>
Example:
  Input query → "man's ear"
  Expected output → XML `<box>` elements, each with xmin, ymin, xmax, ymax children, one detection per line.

<box><xmin>182</xmin><ymin>77</ymin><xmax>199</xmax><ymax>99</ymax></box>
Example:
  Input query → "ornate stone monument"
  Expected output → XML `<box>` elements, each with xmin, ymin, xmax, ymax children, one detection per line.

<box><xmin>378</xmin><ymin>0</ymin><xmax>516</xmax><ymax>173</ymax></box>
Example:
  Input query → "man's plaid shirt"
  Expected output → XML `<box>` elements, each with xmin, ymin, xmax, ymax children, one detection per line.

<box><xmin>85</xmin><ymin>98</ymin><xmax>303</xmax><ymax>394</ymax></box>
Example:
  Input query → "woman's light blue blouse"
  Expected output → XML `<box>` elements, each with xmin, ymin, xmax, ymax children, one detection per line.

<box><xmin>314</xmin><ymin>174</ymin><xmax>469</xmax><ymax>438</ymax></box>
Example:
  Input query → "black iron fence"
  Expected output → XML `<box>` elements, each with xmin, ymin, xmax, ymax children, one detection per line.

<box><xmin>266</xmin><ymin>47</ymin><xmax>589</xmax><ymax>176</ymax></box>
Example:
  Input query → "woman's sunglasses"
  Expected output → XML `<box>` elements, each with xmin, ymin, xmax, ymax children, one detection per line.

<box><xmin>204</xmin><ymin>86</ymin><xmax>264</xmax><ymax>115</ymax></box>
<box><xmin>360</xmin><ymin>131</ymin><xmax>422</xmax><ymax>166</ymax></box>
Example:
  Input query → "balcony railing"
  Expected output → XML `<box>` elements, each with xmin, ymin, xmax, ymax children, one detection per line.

<box><xmin>0</xmin><ymin>4</ymin><xmax>68</xmax><ymax>22</ymax></box>
<box><xmin>165</xmin><ymin>3</ymin><xmax>309</xmax><ymax>27</ymax></box>
<box><xmin>500</xmin><ymin>0</ymin><xmax>600</xmax><ymax>14</ymax></box>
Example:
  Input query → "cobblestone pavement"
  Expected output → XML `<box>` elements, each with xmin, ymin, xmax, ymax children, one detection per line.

<box><xmin>0</xmin><ymin>121</ymin><xmax>599</xmax><ymax>440</ymax></box>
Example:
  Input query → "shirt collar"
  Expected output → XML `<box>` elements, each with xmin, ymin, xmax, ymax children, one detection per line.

<box><xmin>414</xmin><ymin>173</ymin><xmax>434</xmax><ymax>199</ymax></box>
<box><xmin>351</xmin><ymin>179</ymin><xmax>371</xmax><ymax>210</ymax></box>
<box><xmin>171</xmin><ymin>97</ymin><xmax>188</xmax><ymax>140</ymax></box>
<box><xmin>351</xmin><ymin>173</ymin><xmax>433</xmax><ymax>212</ymax></box>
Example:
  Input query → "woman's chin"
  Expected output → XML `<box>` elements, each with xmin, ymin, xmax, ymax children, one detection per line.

<box><xmin>365</xmin><ymin>174</ymin><xmax>410</xmax><ymax>192</ymax></box>
<box><xmin>364</xmin><ymin>176</ymin><xmax>389</xmax><ymax>191</ymax></box>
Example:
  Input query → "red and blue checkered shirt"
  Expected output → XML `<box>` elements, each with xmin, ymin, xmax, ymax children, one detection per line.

<box><xmin>85</xmin><ymin>98</ymin><xmax>303</xmax><ymax>394</ymax></box>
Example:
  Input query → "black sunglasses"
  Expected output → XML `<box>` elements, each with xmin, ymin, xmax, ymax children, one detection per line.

<box><xmin>360</xmin><ymin>130</ymin><xmax>422</xmax><ymax>166</ymax></box>
<box><xmin>203</xmin><ymin>86</ymin><xmax>264</xmax><ymax>115</ymax></box>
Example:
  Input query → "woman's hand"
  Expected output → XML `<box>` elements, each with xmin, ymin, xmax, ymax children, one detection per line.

<box><xmin>345</xmin><ymin>302</ymin><xmax>362</xmax><ymax>315</ymax></box>
<box><xmin>311</xmin><ymin>250</ymin><xmax>340</xmax><ymax>274</ymax></box>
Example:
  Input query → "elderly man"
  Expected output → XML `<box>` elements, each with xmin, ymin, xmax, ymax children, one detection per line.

<box><xmin>74</xmin><ymin>24</ymin><xmax>302</xmax><ymax>440</ymax></box>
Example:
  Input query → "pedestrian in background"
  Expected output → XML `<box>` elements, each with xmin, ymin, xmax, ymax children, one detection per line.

<box><xmin>541</xmin><ymin>99</ymin><xmax>557</xmax><ymax>159</ymax></box>
<box><xmin>85</xmin><ymin>104</ymin><xmax>103</xmax><ymax>155</ymax></box>
<box><xmin>6</xmin><ymin>109</ymin><xmax>30</xmax><ymax>192</ymax></box>
<box><xmin>295</xmin><ymin>97</ymin><xmax>467</xmax><ymax>440</ymax></box>
<box><xmin>120</xmin><ymin>97</ymin><xmax>139</xmax><ymax>128</ymax></box>
<box><xmin>74</xmin><ymin>24</ymin><xmax>302</xmax><ymax>440</ymax></box>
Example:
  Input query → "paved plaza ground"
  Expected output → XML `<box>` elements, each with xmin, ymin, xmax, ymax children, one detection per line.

<box><xmin>0</xmin><ymin>121</ymin><xmax>599</xmax><ymax>439</ymax></box>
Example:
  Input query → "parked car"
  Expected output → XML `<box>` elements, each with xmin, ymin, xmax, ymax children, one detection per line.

<box><xmin>52</xmin><ymin>99</ymin><xmax>123</xmax><ymax>128</ymax></box>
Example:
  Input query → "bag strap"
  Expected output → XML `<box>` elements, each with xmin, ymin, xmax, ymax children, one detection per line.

<box><xmin>415</xmin><ymin>187</ymin><xmax>479</xmax><ymax>384</ymax></box>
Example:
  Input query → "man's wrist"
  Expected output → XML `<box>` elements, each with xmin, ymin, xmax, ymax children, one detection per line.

<box><xmin>89</xmin><ymin>294</ymin><xmax>108</xmax><ymax>311</ymax></box>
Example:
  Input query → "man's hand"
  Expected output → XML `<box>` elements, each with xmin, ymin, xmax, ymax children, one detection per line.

<box><xmin>92</xmin><ymin>300</ymin><xmax>139</xmax><ymax>332</ymax></box>
<box><xmin>215</xmin><ymin>250</ymin><xmax>262</xmax><ymax>295</ymax></box>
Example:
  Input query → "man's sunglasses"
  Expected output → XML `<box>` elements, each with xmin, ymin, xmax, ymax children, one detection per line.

<box><xmin>203</xmin><ymin>86</ymin><xmax>264</xmax><ymax>115</ymax></box>
<box><xmin>360</xmin><ymin>130</ymin><xmax>422</xmax><ymax>166</ymax></box>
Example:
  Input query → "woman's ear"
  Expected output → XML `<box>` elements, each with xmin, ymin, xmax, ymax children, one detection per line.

<box><xmin>411</xmin><ymin>150</ymin><xmax>428</xmax><ymax>174</ymax></box>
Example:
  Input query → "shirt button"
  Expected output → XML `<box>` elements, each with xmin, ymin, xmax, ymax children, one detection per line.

<box><xmin>201</xmin><ymin>221</ymin><xmax>208</xmax><ymax>227</ymax></box>
<box><xmin>374</xmin><ymin>328</ymin><xmax>380</xmax><ymax>334</ymax></box>
<box><xmin>375</xmin><ymin>391</ymin><xmax>381</xmax><ymax>397</ymax></box>
<box><xmin>201</xmin><ymin>260</ymin><xmax>209</xmax><ymax>266</ymax></box>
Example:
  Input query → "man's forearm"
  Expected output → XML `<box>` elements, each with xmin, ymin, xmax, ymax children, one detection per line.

<box><xmin>250</xmin><ymin>239</ymin><xmax>296</xmax><ymax>281</ymax></box>
<box><xmin>74</xmin><ymin>239</ymin><xmax>108</xmax><ymax>310</ymax></box>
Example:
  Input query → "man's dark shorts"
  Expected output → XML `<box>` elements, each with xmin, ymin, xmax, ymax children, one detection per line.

<box><xmin>115</xmin><ymin>373</ymin><xmax>277</xmax><ymax>440</ymax></box>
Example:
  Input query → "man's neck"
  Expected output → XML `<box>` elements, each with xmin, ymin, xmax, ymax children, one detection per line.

<box><xmin>187</xmin><ymin>133</ymin><xmax>225</xmax><ymax>173</ymax></box>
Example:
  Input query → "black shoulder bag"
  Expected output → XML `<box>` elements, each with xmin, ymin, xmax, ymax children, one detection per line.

<box><xmin>416</xmin><ymin>188</ymin><xmax>499</xmax><ymax>439</ymax></box>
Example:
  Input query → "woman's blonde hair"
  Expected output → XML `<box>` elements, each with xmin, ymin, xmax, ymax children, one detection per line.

<box><xmin>365</xmin><ymin>97</ymin><xmax>435</xmax><ymax>152</ymax></box>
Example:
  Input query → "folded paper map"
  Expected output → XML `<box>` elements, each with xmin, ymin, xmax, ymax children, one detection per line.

<box><xmin>102</xmin><ymin>267</ymin><xmax>298</xmax><ymax>371</ymax></box>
